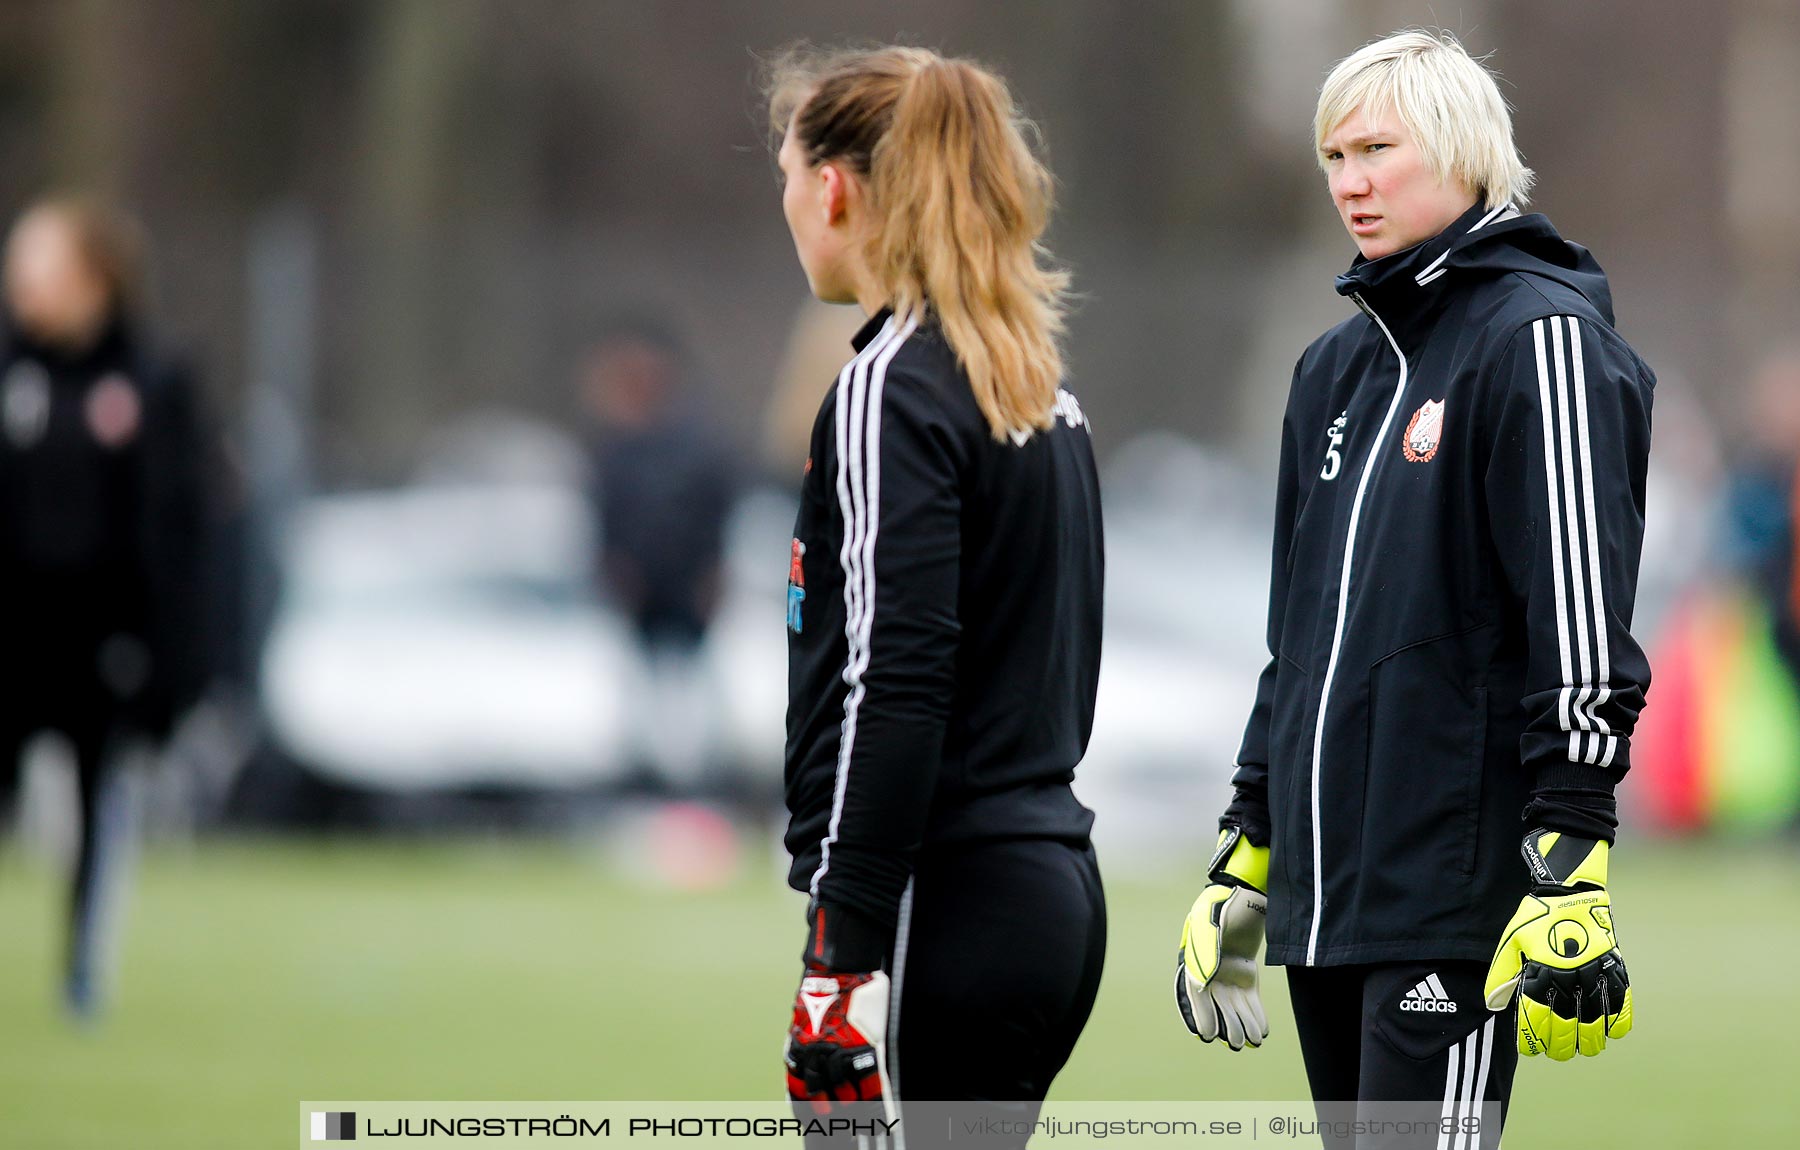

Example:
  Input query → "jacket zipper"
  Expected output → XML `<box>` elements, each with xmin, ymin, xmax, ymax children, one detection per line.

<box><xmin>1303</xmin><ymin>290</ymin><xmax>1411</xmax><ymax>965</ymax></box>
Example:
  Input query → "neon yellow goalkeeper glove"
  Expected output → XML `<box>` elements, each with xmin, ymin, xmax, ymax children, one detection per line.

<box><xmin>1484</xmin><ymin>828</ymin><xmax>1633</xmax><ymax>1060</ymax></box>
<box><xmin>1175</xmin><ymin>825</ymin><xmax>1270</xmax><ymax>1050</ymax></box>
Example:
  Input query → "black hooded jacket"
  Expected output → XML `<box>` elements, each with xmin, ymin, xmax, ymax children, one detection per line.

<box><xmin>784</xmin><ymin>308</ymin><xmax>1104</xmax><ymax>970</ymax></box>
<box><xmin>1223</xmin><ymin>202</ymin><xmax>1655</xmax><ymax>968</ymax></box>
<box><xmin>0</xmin><ymin>319</ymin><xmax>213</xmax><ymax>739</ymax></box>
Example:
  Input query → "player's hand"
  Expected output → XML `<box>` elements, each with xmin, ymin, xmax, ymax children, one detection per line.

<box><xmin>1175</xmin><ymin>825</ymin><xmax>1270</xmax><ymax>1050</ymax></box>
<box><xmin>785</xmin><ymin>968</ymin><xmax>894</xmax><ymax>1116</ymax></box>
<box><xmin>1484</xmin><ymin>829</ymin><xmax>1633</xmax><ymax>1060</ymax></box>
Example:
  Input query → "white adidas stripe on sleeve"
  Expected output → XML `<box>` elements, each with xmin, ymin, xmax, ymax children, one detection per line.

<box><xmin>1532</xmin><ymin>316</ymin><xmax>1624</xmax><ymax>770</ymax></box>
<box><xmin>809</xmin><ymin>315</ymin><xmax>918</xmax><ymax>898</ymax></box>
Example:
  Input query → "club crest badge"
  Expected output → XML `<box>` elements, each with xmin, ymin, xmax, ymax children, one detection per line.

<box><xmin>1402</xmin><ymin>398</ymin><xmax>1445</xmax><ymax>463</ymax></box>
<box><xmin>86</xmin><ymin>373</ymin><xmax>143</xmax><ymax>449</ymax></box>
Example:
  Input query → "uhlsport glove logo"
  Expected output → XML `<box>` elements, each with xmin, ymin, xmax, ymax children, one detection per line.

<box><xmin>1547</xmin><ymin>917</ymin><xmax>1590</xmax><ymax>956</ymax></box>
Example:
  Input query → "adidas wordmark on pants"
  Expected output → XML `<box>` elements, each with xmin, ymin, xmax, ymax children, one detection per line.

<box><xmin>1400</xmin><ymin>973</ymin><xmax>1459</xmax><ymax>1013</ymax></box>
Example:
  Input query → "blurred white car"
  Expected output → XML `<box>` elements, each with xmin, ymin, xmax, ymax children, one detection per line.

<box><xmin>1075</xmin><ymin>434</ymin><xmax>1275</xmax><ymax>863</ymax></box>
<box><xmin>260</xmin><ymin>482</ymin><xmax>638</xmax><ymax>791</ymax></box>
<box><xmin>257</xmin><ymin>423</ymin><xmax>1274</xmax><ymax>860</ymax></box>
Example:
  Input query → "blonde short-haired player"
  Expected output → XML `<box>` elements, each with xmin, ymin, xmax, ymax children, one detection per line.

<box><xmin>1176</xmin><ymin>31</ymin><xmax>1650</xmax><ymax>1146</ymax></box>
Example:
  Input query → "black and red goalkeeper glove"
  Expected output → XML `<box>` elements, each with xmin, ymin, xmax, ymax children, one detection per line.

<box><xmin>785</xmin><ymin>902</ymin><xmax>895</xmax><ymax>1115</ymax></box>
<box><xmin>784</xmin><ymin>968</ymin><xmax>892</xmax><ymax>1111</ymax></box>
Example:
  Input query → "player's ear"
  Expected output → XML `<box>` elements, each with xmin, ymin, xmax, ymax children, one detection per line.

<box><xmin>819</xmin><ymin>163</ymin><xmax>853</xmax><ymax>227</ymax></box>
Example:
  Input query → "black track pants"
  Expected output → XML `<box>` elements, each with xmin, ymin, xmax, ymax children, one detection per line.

<box><xmin>1285</xmin><ymin>961</ymin><xmax>1519</xmax><ymax>1150</ymax></box>
<box><xmin>887</xmin><ymin>839</ymin><xmax>1106</xmax><ymax>1139</ymax></box>
<box><xmin>1</xmin><ymin>724</ymin><xmax>130</xmax><ymax>1002</ymax></box>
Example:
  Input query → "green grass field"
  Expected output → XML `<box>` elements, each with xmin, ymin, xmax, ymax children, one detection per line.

<box><xmin>2</xmin><ymin>834</ymin><xmax>1797</xmax><ymax>1147</ymax></box>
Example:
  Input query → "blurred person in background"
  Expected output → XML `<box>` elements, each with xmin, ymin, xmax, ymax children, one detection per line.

<box><xmin>0</xmin><ymin>197</ymin><xmax>213</xmax><ymax>1018</ymax></box>
<box><xmin>769</xmin><ymin>45</ymin><xmax>1105</xmax><ymax>1141</ymax></box>
<box><xmin>1722</xmin><ymin>345</ymin><xmax>1800</xmax><ymax>673</ymax></box>
<box><xmin>1175</xmin><ymin>32</ymin><xmax>1653</xmax><ymax>1146</ymax></box>
<box><xmin>578</xmin><ymin>319</ymin><xmax>734</xmax><ymax>791</ymax></box>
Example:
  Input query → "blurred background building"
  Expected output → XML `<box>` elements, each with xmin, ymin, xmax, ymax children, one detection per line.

<box><xmin>0</xmin><ymin>0</ymin><xmax>1794</xmax><ymax>851</ymax></box>
<box><xmin>1</xmin><ymin>0</ymin><xmax>1779</xmax><ymax>464</ymax></box>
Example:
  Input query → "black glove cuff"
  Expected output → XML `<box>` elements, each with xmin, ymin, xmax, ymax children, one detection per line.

<box><xmin>1521</xmin><ymin>791</ymin><xmax>1618</xmax><ymax>845</ymax></box>
<box><xmin>1533</xmin><ymin>760</ymin><xmax>1620</xmax><ymax>797</ymax></box>
<box><xmin>802</xmin><ymin>900</ymin><xmax>891</xmax><ymax>973</ymax></box>
<box><xmin>1221</xmin><ymin>786</ymin><xmax>1271</xmax><ymax>849</ymax></box>
<box><xmin>1524</xmin><ymin>761</ymin><xmax>1618</xmax><ymax>844</ymax></box>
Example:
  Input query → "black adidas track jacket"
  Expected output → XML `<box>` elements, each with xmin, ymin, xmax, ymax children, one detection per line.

<box><xmin>784</xmin><ymin>308</ymin><xmax>1104</xmax><ymax>971</ymax></box>
<box><xmin>1223</xmin><ymin>201</ymin><xmax>1655</xmax><ymax>968</ymax></box>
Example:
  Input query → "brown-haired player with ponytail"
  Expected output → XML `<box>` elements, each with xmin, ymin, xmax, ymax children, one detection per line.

<box><xmin>769</xmin><ymin>45</ymin><xmax>1107</xmax><ymax>1130</ymax></box>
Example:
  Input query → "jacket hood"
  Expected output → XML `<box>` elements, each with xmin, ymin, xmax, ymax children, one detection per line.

<box><xmin>1336</xmin><ymin>201</ymin><xmax>1615</xmax><ymax>328</ymax></box>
